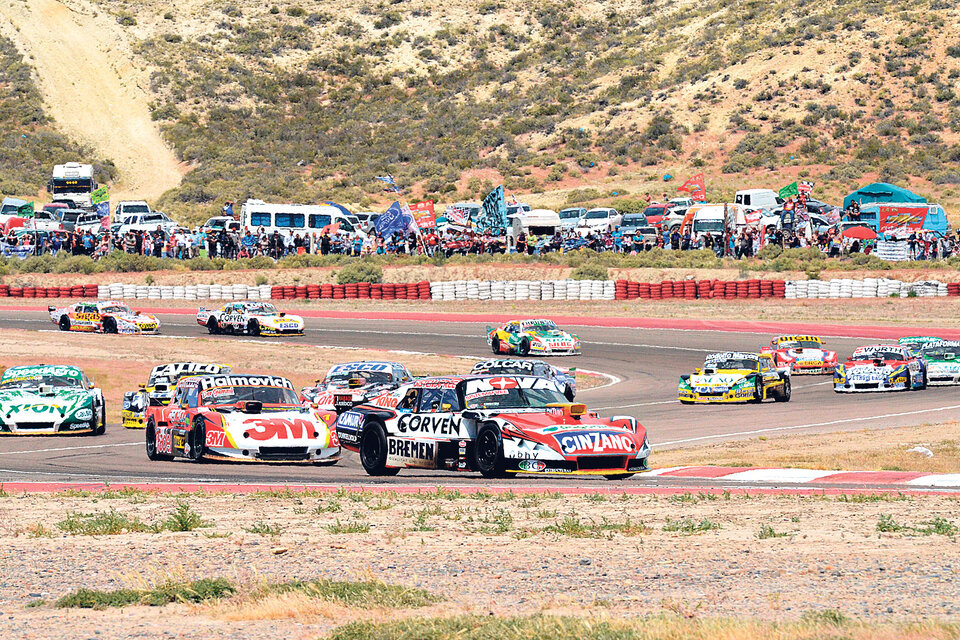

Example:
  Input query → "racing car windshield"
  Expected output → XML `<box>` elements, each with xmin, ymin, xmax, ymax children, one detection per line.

<box><xmin>247</xmin><ymin>303</ymin><xmax>279</xmax><ymax>315</ymax></box>
<box><xmin>464</xmin><ymin>385</ymin><xmax>567</xmax><ymax>410</ymax></box>
<box><xmin>778</xmin><ymin>338</ymin><xmax>821</xmax><ymax>348</ymax></box>
<box><xmin>522</xmin><ymin>320</ymin><xmax>558</xmax><ymax>331</ymax></box>
<box><xmin>473</xmin><ymin>365</ymin><xmax>532</xmax><ymax>376</ymax></box>
<box><xmin>200</xmin><ymin>385</ymin><xmax>300</xmax><ymax>406</ymax></box>
<box><xmin>920</xmin><ymin>343</ymin><xmax>960</xmax><ymax>360</ymax></box>
<box><xmin>325</xmin><ymin>371</ymin><xmax>393</xmax><ymax>385</ymax></box>
<box><xmin>100</xmin><ymin>304</ymin><xmax>133</xmax><ymax>314</ymax></box>
<box><xmin>0</xmin><ymin>375</ymin><xmax>82</xmax><ymax>389</ymax></box>
<box><xmin>851</xmin><ymin>348</ymin><xmax>904</xmax><ymax>361</ymax></box>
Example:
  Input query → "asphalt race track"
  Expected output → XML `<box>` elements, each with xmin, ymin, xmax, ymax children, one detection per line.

<box><xmin>1</xmin><ymin>307</ymin><xmax>959</xmax><ymax>489</ymax></box>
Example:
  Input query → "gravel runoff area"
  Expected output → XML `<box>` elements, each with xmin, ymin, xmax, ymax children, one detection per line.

<box><xmin>0</xmin><ymin>489</ymin><xmax>957</xmax><ymax>639</ymax></box>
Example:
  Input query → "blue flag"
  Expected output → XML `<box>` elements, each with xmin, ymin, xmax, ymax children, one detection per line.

<box><xmin>222</xmin><ymin>202</ymin><xmax>234</xmax><ymax>218</ymax></box>
<box><xmin>476</xmin><ymin>185</ymin><xmax>507</xmax><ymax>233</ymax></box>
<box><xmin>96</xmin><ymin>201</ymin><xmax>110</xmax><ymax>231</ymax></box>
<box><xmin>374</xmin><ymin>201</ymin><xmax>412</xmax><ymax>237</ymax></box>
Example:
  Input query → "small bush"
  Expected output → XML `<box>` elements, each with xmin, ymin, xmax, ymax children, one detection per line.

<box><xmin>569</xmin><ymin>262</ymin><xmax>608</xmax><ymax>280</ymax></box>
<box><xmin>337</xmin><ymin>262</ymin><xmax>383</xmax><ymax>284</ymax></box>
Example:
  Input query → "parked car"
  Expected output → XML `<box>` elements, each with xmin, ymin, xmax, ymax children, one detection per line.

<box><xmin>60</xmin><ymin>209</ymin><xmax>103</xmax><ymax>233</ymax></box>
<box><xmin>557</xmin><ymin>207</ymin><xmax>586</xmax><ymax>230</ymax></box>
<box><xmin>200</xmin><ymin>216</ymin><xmax>240</xmax><ymax>234</ymax></box>
<box><xmin>577</xmin><ymin>208</ymin><xmax>621</xmax><ymax>236</ymax></box>
<box><xmin>619</xmin><ymin>213</ymin><xmax>649</xmax><ymax>236</ymax></box>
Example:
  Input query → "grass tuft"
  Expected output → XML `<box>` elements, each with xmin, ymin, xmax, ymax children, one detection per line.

<box><xmin>662</xmin><ymin>518</ymin><xmax>720</xmax><ymax>534</ymax></box>
<box><xmin>57</xmin><ymin>578</ymin><xmax>235</xmax><ymax>609</ymax></box>
<box><xmin>326</xmin><ymin>518</ymin><xmax>371</xmax><ymax>534</ymax></box>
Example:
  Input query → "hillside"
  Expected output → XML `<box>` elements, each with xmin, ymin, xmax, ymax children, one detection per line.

<box><xmin>7</xmin><ymin>0</ymin><xmax>960</xmax><ymax>222</ymax></box>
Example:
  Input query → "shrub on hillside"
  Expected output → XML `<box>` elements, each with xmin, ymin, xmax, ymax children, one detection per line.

<box><xmin>336</xmin><ymin>262</ymin><xmax>383</xmax><ymax>284</ymax></box>
<box><xmin>570</xmin><ymin>262</ymin><xmax>608</xmax><ymax>280</ymax></box>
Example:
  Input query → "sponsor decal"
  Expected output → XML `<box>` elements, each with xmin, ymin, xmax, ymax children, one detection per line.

<box><xmin>386</xmin><ymin>438</ymin><xmax>436</xmax><ymax>468</ymax></box>
<box><xmin>705</xmin><ymin>351</ymin><xmax>759</xmax><ymax>365</ymax></box>
<box><xmin>242</xmin><ymin>417</ymin><xmax>318</xmax><ymax>441</ymax></box>
<box><xmin>413</xmin><ymin>379</ymin><xmax>459</xmax><ymax>389</ymax></box>
<box><xmin>329</xmin><ymin>362</ymin><xmax>392</xmax><ymax>374</ymax></box>
<box><xmin>554</xmin><ymin>430</ymin><xmax>635</xmax><ymax>455</ymax></box>
<box><xmin>1</xmin><ymin>365</ymin><xmax>83</xmax><ymax>383</ymax></box>
<box><xmin>396</xmin><ymin>414</ymin><xmax>462</xmax><ymax>437</ymax></box>
<box><xmin>518</xmin><ymin>460</ymin><xmax>547</xmax><ymax>472</ymax></box>
<box><xmin>205</xmin><ymin>430</ymin><xmax>227</xmax><ymax>448</ymax></box>
<box><xmin>472</xmin><ymin>359</ymin><xmax>535</xmax><ymax>374</ymax></box>
<box><xmin>199</xmin><ymin>375</ymin><xmax>293</xmax><ymax>390</ymax></box>
<box><xmin>373</xmin><ymin>394</ymin><xmax>400</xmax><ymax>408</ymax></box>
<box><xmin>337</xmin><ymin>411</ymin><xmax>363</xmax><ymax>429</ymax></box>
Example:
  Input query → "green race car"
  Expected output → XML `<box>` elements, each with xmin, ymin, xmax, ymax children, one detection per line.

<box><xmin>917</xmin><ymin>340</ymin><xmax>960</xmax><ymax>386</ymax></box>
<box><xmin>0</xmin><ymin>364</ymin><xmax>106</xmax><ymax>435</ymax></box>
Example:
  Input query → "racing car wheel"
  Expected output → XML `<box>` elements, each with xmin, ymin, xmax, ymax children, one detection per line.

<box><xmin>491</xmin><ymin>337</ymin><xmax>501</xmax><ymax>354</ymax></box>
<box><xmin>518</xmin><ymin>338</ymin><xmax>530</xmax><ymax>356</ymax></box>
<box><xmin>145</xmin><ymin>418</ymin><xmax>173</xmax><ymax>461</ymax></box>
<box><xmin>750</xmin><ymin>377</ymin><xmax>764</xmax><ymax>403</ymax></box>
<box><xmin>246</xmin><ymin>320</ymin><xmax>260</xmax><ymax>336</ymax></box>
<box><xmin>93</xmin><ymin>403</ymin><xmax>106</xmax><ymax>436</ymax></box>
<box><xmin>188</xmin><ymin>417</ymin><xmax>206</xmax><ymax>461</ymax></box>
<box><xmin>206</xmin><ymin>318</ymin><xmax>220</xmax><ymax>335</ymax></box>
<box><xmin>103</xmin><ymin>317</ymin><xmax>118</xmax><ymax>334</ymax></box>
<box><xmin>58</xmin><ymin>316</ymin><xmax>70</xmax><ymax>331</ymax></box>
<box><xmin>775</xmin><ymin>378</ymin><xmax>791</xmax><ymax>402</ymax></box>
<box><xmin>474</xmin><ymin>423</ymin><xmax>516</xmax><ymax>479</ymax></box>
<box><xmin>359</xmin><ymin>421</ymin><xmax>400</xmax><ymax>476</ymax></box>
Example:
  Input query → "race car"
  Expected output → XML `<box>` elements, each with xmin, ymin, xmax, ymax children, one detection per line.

<box><xmin>761</xmin><ymin>335</ymin><xmax>838</xmax><ymax>375</ymax></box>
<box><xmin>898</xmin><ymin>336</ymin><xmax>944</xmax><ymax>355</ymax></box>
<box><xmin>470</xmin><ymin>358</ymin><xmax>577</xmax><ymax>400</ymax></box>
<box><xmin>678</xmin><ymin>352</ymin><xmax>791</xmax><ymax>404</ymax></box>
<box><xmin>49</xmin><ymin>300</ymin><xmax>160</xmax><ymax>334</ymax></box>
<box><xmin>197</xmin><ymin>301</ymin><xmax>304</xmax><ymax>336</ymax></box>
<box><xmin>486</xmin><ymin>319</ymin><xmax>581</xmax><ymax>356</ymax></box>
<box><xmin>0</xmin><ymin>364</ymin><xmax>105</xmax><ymax>435</ymax></box>
<box><xmin>834</xmin><ymin>345</ymin><xmax>927</xmax><ymax>393</ymax></box>
<box><xmin>301</xmin><ymin>361</ymin><xmax>414</xmax><ymax>413</ymax></box>
<box><xmin>122</xmin><ymin>362</ymin><xmax>232</xmax><ymax>428</ymax></box>
<box><xmin>145</xmin><ymin>373</ymin><xmax>339</xmax><ymax>463</ymax></box>
<box><xmin>336</xmin><ymin>374</ymin><xmax>648</xmax><ymax>479</ymax></box>
<box><xmin>917</xmin><ymin>340</ymin><xmax>960</xmax><ymax>386</ymax></box>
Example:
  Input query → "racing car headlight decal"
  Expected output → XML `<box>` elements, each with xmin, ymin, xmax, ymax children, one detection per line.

<box><xmin>678</xmin><ymin>377</ymin><xmax>692</xmax><ymax>390</ymax></box>
<box><xmin>74</xmin><ymin>407</ymin><xmax>94</xmax><ymax>421</ymax></box>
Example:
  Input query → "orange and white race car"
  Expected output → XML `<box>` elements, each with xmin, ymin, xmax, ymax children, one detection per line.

<box><xmin>49</xmin><ymin>300</ymin><xmax>160</xmax><ymax>334</ymax></box>
<box><xmin>144</xmin><ymin>373</ymin><xmax>339</xmax><ymax>464</ymax></box>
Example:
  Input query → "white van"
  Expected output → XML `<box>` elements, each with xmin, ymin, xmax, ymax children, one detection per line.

<box><xmin>508</xmin><ymin>209</ymin><xmax>561</xmax><ymax>247</ymax></box>
<box><xmin>690</xmin><ymin>204</ymin><xmax>729</xmax><ymax>238</ymax></box>
<box><xmin>577</xmin><ymin>207</ymin><xmax>622</xmax><ymax>236</ymax></box>
<box><xmin>735</xmin><ymin>189</ymin><xmax>782</xmax><ymax>213</ymax></box>
<box><xmin>239</xmin><ymin>199</ymin><xmax>365</xmax><ymax>238</ymax></box>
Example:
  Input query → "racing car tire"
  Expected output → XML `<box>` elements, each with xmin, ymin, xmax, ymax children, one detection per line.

<box><xmin>750</xmin><ymin>377</ymin><xmax>764</xmax><ymax>403</ymax></box>
<box><xmin>775</xmin><ymin>378</ymin><xmax>791</xmax><ymax>402</ymax></box>
<box><xmin>188</xmin><ymin>417</ymin><xmax>206</xmax><ymax>461</ymax></box>
<box><xmin>474</xmin><ymin>423</ymin><xmax>516</xmax><ymax>479</ymax></box>
<box><xmin>564</xmin><ymin>385</ymin><xmax>575</xmax><ymax>401</ymax></box>
<box><xmin>519</xmin><ymin>338</ymin><xmax>530</xmax><ymax>357</ymax></box>
<box><xmin>103</xmin><ymin>317</ymin><xmax>118</xmax><ymax>334</ymax></box>
<box><xmin>93</xmin><ymin>403</ymin><xmax>106</xmax><ymax>436</ymax></box>
<box><xmin>145</xmin><ymin>418</ymin><xmax>173</xmax><ymax>461</ymax></box>
<box><xmin>246</xmin><ymin>320</ymin><xmax>260</xmax><ymax>336</ymax></box>
<box><xmin>359</xmin><ymin>421</ymin><xmax>400</xmax><ymax>476</ymax></box>
<box><xmin>58</xmin><ymin>316</ymin><xmax>70</xmax><ymax>332</ymax></box>
<box><xmin>491</xmin><ymin>337</ymin><xmax>501</xmax><ymax>354</ymax></box>
<box><xmin>915</xmin><ymin>369</ymin><xmax>928</xmax><ymax>391</ymax></box>
<box><xmin>206</xmin><ymin>318</ymin><xmax>220</xmax><ymax>335</ymax></box>
<box><xmin>604</xmin><ymin>473</ymin><xmax>635</xmax><ymax>480</ymax></box>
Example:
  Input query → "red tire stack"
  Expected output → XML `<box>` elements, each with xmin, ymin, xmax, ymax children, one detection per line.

<box><xmin>37</xmin><ymin>287</ymin><xmax>49</xmax><ymax>298</ymax></box>
<box><xmin>615</xmin><ymin>280</ymin><xmax>628</xmax><ymax>300</ymax></box>
<box><xmin>697</xmin><ymin>280</ymin><xmax>713</xmax><ymax>299</ymax></box>
<box><xmin>682</xmin><ymin>280</ymin><xmax>697</xmax><ymax>299</ymax></box>
<box><xmin>293</xmin><ymin>285</ymin><xmax>306</xmax><ymax>299</ymax></box>
<box><xmin>649</xmin><ymin>283</ymin><xmax>662</xmax><ymax>300</ymax></box>
<box><xmin>271</xmin><ymin>286</ymin><xmax>284</xmax><ymax>299</ymax></box>
<box><xmin>745</xmin><ymin>279</ymin><xmax>760</xmax><ymax>299</ymax></box>
<box><xmin>948</xmin><ymin>283</ymin><xmax>960</xmax><ymax>296</ymax></box>
<box><xmin>9</xmin><ymin>286</ymin><xmax>22</xmax><ymax>297</ymax></box>
<box><xmin>23</xmin><ymin>286</ymin><xmax>36</xmax><ymax>298</ymax></box>
<box><xmin>382</xmin><ymin>283</ymin><xmax>396</xmax><ymax>300</ymax></box>
<box><xmin>307</xmin><ymin>284</ymin><xmax>321</xmax><ymax>299</ymax></box>
<box><xmin>626</xmin><ymin>282</ymin><xmax>639</xmax><ymax>299</ymax></box>
<box><xmin>332</xmin><ymin>284</ymin><xmax>345</xmax><ymax>299</ymax></box>
<box><xmin>345</xmin><ymin>283</ymin><xmax>359</xmax><ymax>299</ymax></box>
<box><xmin>417</xmin><ymin>281</ymin><xmax>431</xmax><ymax>300</ymax></box>
<box><xmin>0</xmin><ymin>284</ymin><xmax>9</xmax><ymax>297</ymax></box>
<box><xmin>638</xmin><ymin>283</ymin><xmax>651</xmax><ymax>300</ymax></box>
<box><xmin>771</xmin><ymin>280</ymin><xmax>786</xmax><ymax>298</ymax></box>
<box><xmin>60</xmin><ymin>286</ymin><xmax>73</xmax><ymax>298</ymax></box>
<box><xmin>319</xmin><ymin>284</ymin><xmax>332</xmax><ymax>299</ymax></box>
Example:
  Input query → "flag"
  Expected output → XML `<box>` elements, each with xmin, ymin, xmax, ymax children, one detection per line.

<box><xmin>374</xmin><ymin>201</ymin><xmax>413</xmax><ymax>237</ymax></box>
<box><xmin>375</xmin><ymin>175</ymin><xmax>402</xmax><ymax>194</ymax></box>
<box><xmin>409</xmin><ymin>200</ymin><xmax>436</xmax><ymax>230</ymax></box>
<box><xmin>91</xmin><ymin>185</ymin><xmax>109</xmax><ymax>205</ymax></box>
<box><xmin>445</xmin><ymin>205</ymin><xmax>469</xmax><ymax>226</ymax></box>
<box><xmin>324</xmin><ymin>201</ymin><xmax>353</xmax><ymax>218</ymax></box>
<box><xmin>778</xmin><ymin>182</ymin><xmax>799</xmax><ymax>199</ymax></box>
<box><xmin>97</xmin><ymin>201</ymin><xmax>110</xmax><ymax>230</ymax></box>
<box><xmin>16</xmin><ymin>202</ymin><xmax>34</xmax><ymax>218</ymax></box>
<box><xmin>677</xmin><ymin>174</ymin><xmax>706</xmax><ymax>202</ymax></box>
<box><xmin>476</xmin><ymin>185</ymin><xmax>507</xmax><ymax>233</ymax></box>
<box><xmin>798</xmin><ymin>180</ymin><xmax>815</xmax><ymax>195</ymax></box>
<box><xmin>320</xmin><ymin>221</ymin><xmax>340</xmax><ymax>235</ymax></box>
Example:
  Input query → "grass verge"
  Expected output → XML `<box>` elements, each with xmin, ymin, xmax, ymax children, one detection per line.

<box><xmin>56</xmin><ymin>578</ymin><xmax>234</xmax><ymax>609</ymax></box>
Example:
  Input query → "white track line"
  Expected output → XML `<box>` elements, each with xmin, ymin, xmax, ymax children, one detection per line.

<box><xmin>653</xmin><ymin>403</ymin><xmax>960</xmax><ymax>448</ymax></box>
<box><xmin>0</xmin><ymin>442</ymin><xmax>140</xmax><ymax>456</ymax></box>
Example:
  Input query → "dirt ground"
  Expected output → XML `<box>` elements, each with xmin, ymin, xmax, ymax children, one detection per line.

<box><xmin>655</xmin><ymin>420</ymin><xmax>960</xmax><ymax>474</ymax></box>
<box><xmin>0</xmin><ymin>490</ymin><xmax>957</xmax><ymax>640</ymax></box>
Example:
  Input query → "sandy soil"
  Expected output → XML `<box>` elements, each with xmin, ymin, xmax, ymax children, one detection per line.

<box><xmin>0</xmin><ymin>490</ymin><xmax>957</xmax><ymax>640</ymax></box>
<box><xmin>654</xmin><ymin>420</ymin><xmax>960</xmax><ymax>474</ymax></box>
<box><xmin>0</xmin><ymin>0</ymin><xmax>184</xmax><ymax>200</ymax></box>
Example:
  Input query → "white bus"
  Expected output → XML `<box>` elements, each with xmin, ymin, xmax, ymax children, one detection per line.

<box><xmin>239</xmin><ymin>199</ymin><xmax>365</xmax><ymax>237</ymax></box>
<box><xmin>49</xmin><ymin>162</ymin><xmax>97</xmax><ymax>208</ymax></box>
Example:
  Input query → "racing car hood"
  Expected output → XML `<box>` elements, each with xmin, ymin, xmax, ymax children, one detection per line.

<box><xmin>526</xmin><ymin>330</ymin><xmax>575</xmax><ymax>343</ymax></box>
<box><xmin>776</xmin><ymin>348</ymin><xmax>834</xmax><ymax>362</ymax></box>
<box><xmin>493</xmin><ymin>411</ymin><xmax>645</xmax><ymax>456</ymax></box>
<box><xmin>254</xmin><ymin>313</ymin><xmax>303</xmax><ymax>326</ymax></box>
<box><xmin>0</xmin><ymin>388</ymin><xmax>93</xmax><ymax>422</ymax></box>
<box><xmin>840</xmin><ymin>360</ymin><xmax>903</xmax><ymax>379</ymax></box>
<box><xmin>687</xmin><ymin>370</ymin><xmax>751</xmax><ymax>388</ymax></box>
<box><xmin>211</xmin><ymin>406</ymin><xmax>336</xmax><ymax>448</ymax></box>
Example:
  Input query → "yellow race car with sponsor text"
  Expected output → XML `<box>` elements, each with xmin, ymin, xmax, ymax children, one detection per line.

<box><xmin>679</xmin><ymin>352</ymin><xmax>791</xmax><ymax>404</ymax></box>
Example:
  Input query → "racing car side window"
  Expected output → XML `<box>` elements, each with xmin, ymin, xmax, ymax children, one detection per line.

<box><xmin>184</xmin><ymin>386</ymin><xmax>200</xmax><ymax>409</ymax></box>
<box><xmin>440</xmin><ymin>389</ymin><xmax>461</xmax><ymax>412</ymax></box>
<box><xmin>419</xmin><ymin>388</ymin><xmax>445</xmax><ymax>413</ymax></box>
<box><xmin>533</xmin><ymin>363</ymin><xmax>549</xmax><ymax>377</ymax></box>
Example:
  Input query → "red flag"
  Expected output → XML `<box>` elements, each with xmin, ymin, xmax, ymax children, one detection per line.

<box><xmin>677</xmin><ymin>173</ymin><xmax>706</xmax><ymax>202</ymax></box>
<box><xmin>409</xmin><ymin>200</ymin><xmax>436</xmax><ymax>230</ymax></box>
<box><xmin>320</xmin><ymin>221</ymin><xmax>340</xmax><ymax>235</ymax></box>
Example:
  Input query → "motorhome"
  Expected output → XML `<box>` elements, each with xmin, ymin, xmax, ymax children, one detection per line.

<box><xmin>48</xmin><ymin>162</ymin><xmax>97</xmax><ymax>209</ymax></box>
<box><xmin>508</xmin><ymin>209</ymin><xmax>562</xmax><ymax>247</ymax></box>
<box><xmin>239</xmin><ymin>199</ymin><xmax>366</xmax><ymax>238</ymax></box>
<box><xmin>735</xmin><ymin>189</ymin><xmax>782</xmax><ymax>214</ymax></box>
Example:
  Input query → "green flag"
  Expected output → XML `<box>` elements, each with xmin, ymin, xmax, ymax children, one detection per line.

<box><xmin>91</xmin><ymin>185</ymin><xmax>109</xmax><ymax>205</ymax></box>
<box><xmin>16</xmin><ymin>202</ymin><xmax>34</xmax><ymax>218</ymax></box>
<box><xmin>778</xmin><ymin>182</ymin><xmax>799</xmax><ymax>199</ymax></box>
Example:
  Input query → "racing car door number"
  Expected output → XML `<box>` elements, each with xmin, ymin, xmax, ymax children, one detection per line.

<box><xmin>156</xmin><ymin>428</ymin><xmax>173</xmax><ymax>454</ymax></box>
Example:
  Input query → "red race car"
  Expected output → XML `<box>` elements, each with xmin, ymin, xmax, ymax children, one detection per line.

<box><xmin>145</xmin><ymin>373</ymin><xmax>339</xmax><ymax>463</ymax></box>
<box><xmin>761</xmin><ymin>335</ymin><xmax>838</xmax><ymax>375</ymax></box>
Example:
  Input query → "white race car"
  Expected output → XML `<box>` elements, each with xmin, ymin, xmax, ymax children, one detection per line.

<box><xmin>197</xmin><ymin>301</ymin><xmax>304</xmax><ymax>336</ymax></box>
<box><xmin>49</xmin><ymin>300</ymin><xmax>160</xmax><ymax>334</ymax></box>
<box><xmin>834</xmin><ymin>345</ymin><xmax>927</xmax><ymax>393</ymax></box>
<box><xmin>301</xmin><ymin>361</ymin><xmax>415</xmax><ymax>413</ymax></box>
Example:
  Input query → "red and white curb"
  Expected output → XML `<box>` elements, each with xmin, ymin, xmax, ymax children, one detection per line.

<box><xmin>648</xmin><ymin>466</ymin><xmax>960</xmax><ymax>487</ymax></box>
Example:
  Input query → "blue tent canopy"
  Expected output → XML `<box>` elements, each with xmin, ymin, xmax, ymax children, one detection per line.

<box><xmin>843</xmin><ymin>182</ymin><xmax>925</xmax><ymax>210</ymax></box>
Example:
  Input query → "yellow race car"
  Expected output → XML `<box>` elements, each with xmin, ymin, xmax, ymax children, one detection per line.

<box><xmin>679</xmin><ymin>352</ymin><xmax>791</xmax><ymax>404</ymax></box>
<box><xmin>122</xmin><ymin>362</ymin><xmax>232</xmax><ymax>428</ymax></box>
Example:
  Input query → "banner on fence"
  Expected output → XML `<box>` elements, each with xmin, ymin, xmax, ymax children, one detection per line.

<box><xmin>0</xmin><ymin>244</ymin><xmax>33</xmax><ymax>259</ymax></box>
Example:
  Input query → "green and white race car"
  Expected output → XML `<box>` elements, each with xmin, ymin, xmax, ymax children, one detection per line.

<box><xmin>0</xmin><ymin>365</ymin><xmax>106</xmax><ymax>435</ymax></box>
<box><xmin>917</xmin><ymin>340</ymin><xmax>960</xmax><ymax>386</ymax></box>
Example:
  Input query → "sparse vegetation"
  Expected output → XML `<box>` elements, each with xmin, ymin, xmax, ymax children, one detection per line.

<box><xmin>57</xmin><ymin>578</ymin><xmax>235</xmax><ymax>609</ymax></box>
<box><xmin>326</xmin><ymin>518</ymin><xmax>371</xmax><ymax>534</ymax></box>
<box><xmin>662</xmin><ymin>518</ymin><xmax>720</xmax><ymax>534</ymax></box>
<box><xmin>244</xmin><ymin>520</ymin><xmax>284</xmax><ymax>536</ymax></box>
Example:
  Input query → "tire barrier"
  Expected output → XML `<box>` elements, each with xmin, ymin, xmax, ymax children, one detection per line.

<box><xmin>785</xmin><ymin>278</ymin><xmax>955</xmax><ymax>299</ymax></box>
<box><xmin>0</xmin><ymin>278</ymin><xmax>957</xmax><ymax>302</ymax></box>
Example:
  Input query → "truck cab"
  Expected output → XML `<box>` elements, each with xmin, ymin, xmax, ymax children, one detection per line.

<box><xmin>49</xmin><ymin>162</ymin><xmax>97</xmax><ymax>209</ymax></box>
